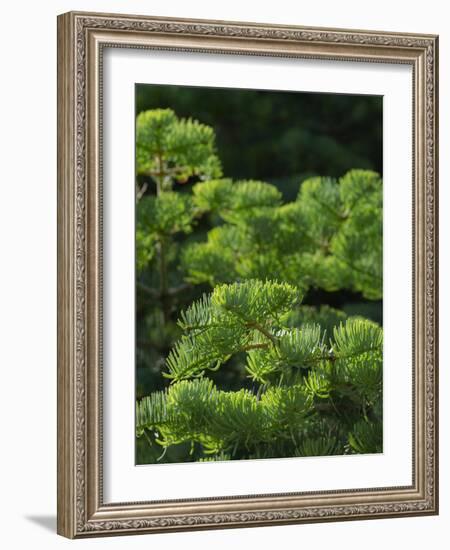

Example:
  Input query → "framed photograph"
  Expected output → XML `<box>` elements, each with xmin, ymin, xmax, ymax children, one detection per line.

<box><xmin>57</xmin><ymin>11</ymin><xmax>439</xmax><ymax>538</ymax></box>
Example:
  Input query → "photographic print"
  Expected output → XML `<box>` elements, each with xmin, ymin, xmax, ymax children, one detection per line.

<box><xmin>58</xmin><ymin>12</ymin><xmax>438</xmax><ymax>537</ymax></box>
<box><xmin>134</xmin><ymin>85</ymin><xmax>383</xmax><ymax>465</ymax></box>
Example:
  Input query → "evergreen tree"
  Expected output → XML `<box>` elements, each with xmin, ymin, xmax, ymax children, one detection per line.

<box><xmin>135</xmin><ymin>109</ymin><xmax>222</xmax><ymax>394</ymax></box>
<box><xmin>135</xmin><ymin>108</ymin><xmax>383</xmax><ymax>463</ymax></box>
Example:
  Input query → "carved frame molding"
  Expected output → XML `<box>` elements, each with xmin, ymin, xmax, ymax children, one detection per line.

<box><xmin>57</xmin><ymin>11</ymin><xmax>438</xmax><ymax>538</ymax></box>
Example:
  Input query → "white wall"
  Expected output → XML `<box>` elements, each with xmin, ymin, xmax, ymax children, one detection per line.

<box><xmin>0</xmin><ymin>0</ymin><xmax>447</xmax><ymax>547</ymax></box>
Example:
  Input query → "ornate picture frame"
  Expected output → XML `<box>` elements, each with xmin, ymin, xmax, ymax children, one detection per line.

<box><xmin>57</xmin><ymin>11</ymin><xmax>438</xmax><ymax>538</ymax></box>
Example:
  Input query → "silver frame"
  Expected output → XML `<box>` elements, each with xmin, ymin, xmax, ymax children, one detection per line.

<box><xmin>57</xmin><ymin>11</ymin><xmax>439</xmax><ymax>538</ymax></box>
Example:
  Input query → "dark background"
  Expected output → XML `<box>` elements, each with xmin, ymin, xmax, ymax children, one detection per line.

<box><xmin>136</xmin><ymin>84</ymin><xmax>382</xmax><ymax>202</ymax></box>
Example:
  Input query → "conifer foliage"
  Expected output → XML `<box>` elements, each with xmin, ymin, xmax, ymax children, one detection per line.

<box><xmin>135</xmin><ymin>108</ymin><xmax>383</xmax><ymax>463</ymax></box>
<box><xmin>183</xmin><ymin>170</ymin><xmax>382</xmax><ymax>299</ymax></box>
<box><xmin>136</xmin><ymin>280</ymin><xmax>382</xmax><ymax>460</ymax></box>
